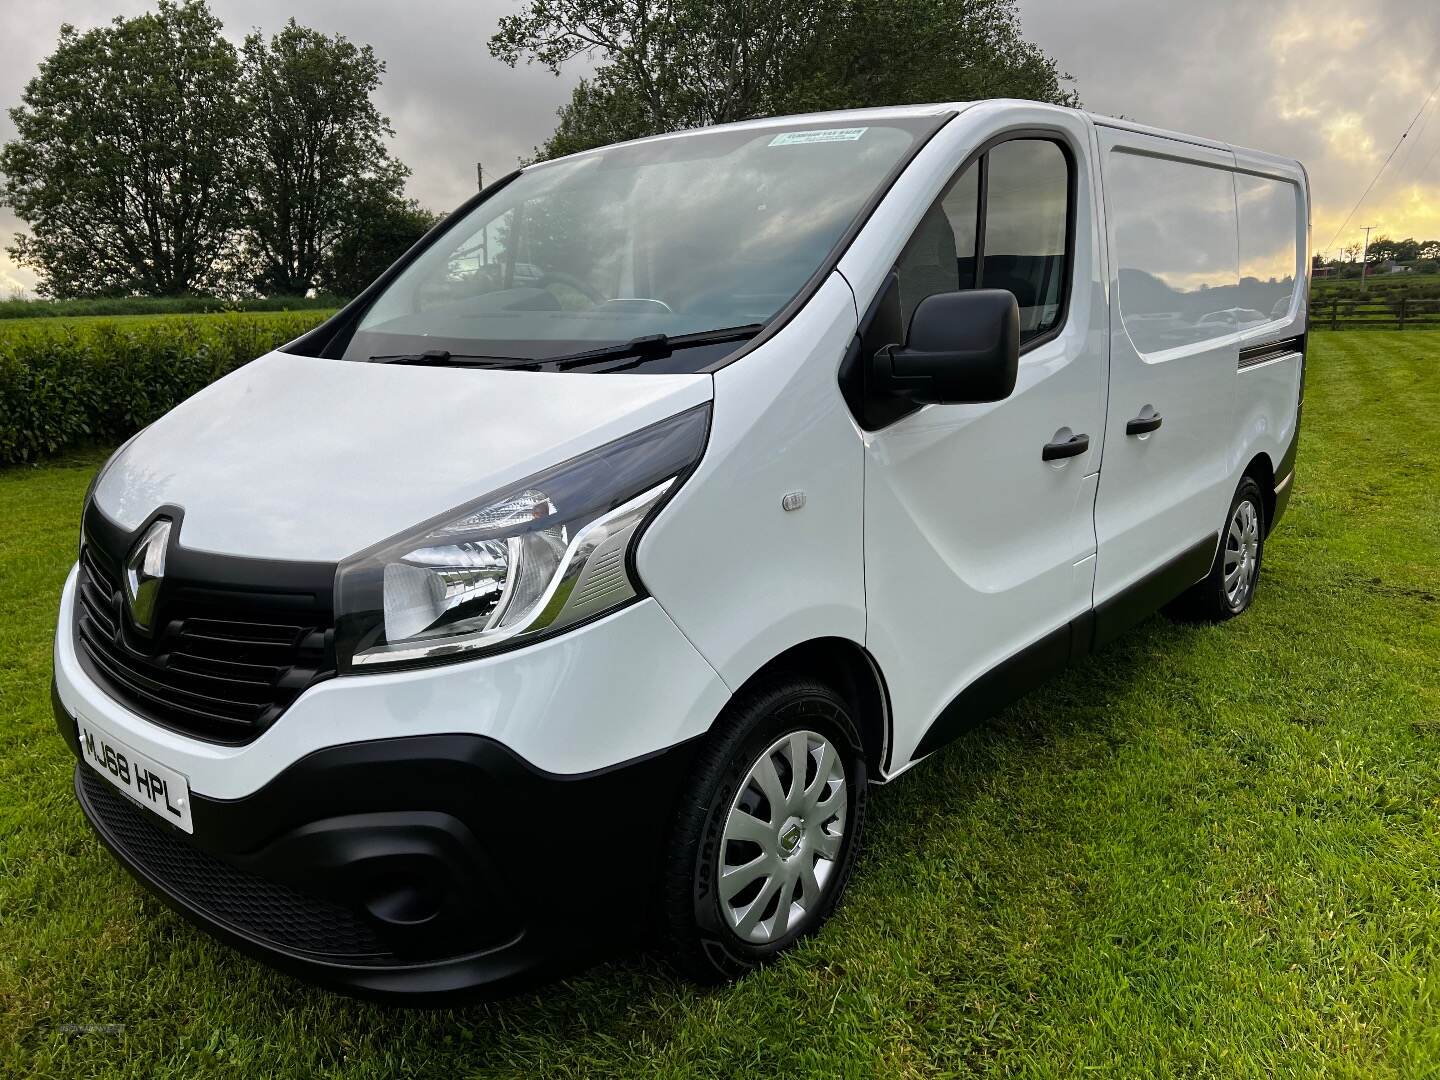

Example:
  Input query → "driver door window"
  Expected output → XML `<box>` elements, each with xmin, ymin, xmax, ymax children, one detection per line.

<box><xmin>895</xmin><ymin>137</ymin><xmax>1072</xmax><ymax>347</ymax></box>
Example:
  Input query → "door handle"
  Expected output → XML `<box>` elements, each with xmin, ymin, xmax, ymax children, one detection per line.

<box><xmin>1041</xmin><ymin>433</ymin><xmax>1090</xmax><ymax>461</ymax></box>
<box><xmin>1125</xmin><ymin>413</ymin><xmax>1163</xmax><ymax>436</ymax></box>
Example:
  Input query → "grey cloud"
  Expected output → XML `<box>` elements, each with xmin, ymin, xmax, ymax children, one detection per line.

<box><xmin>1017</xmin><ymin>0</ymin><xmax>1440</xmax><ymax>251</ymax></box>
<box><xmin>0</xmin><ymin>0</ymin><xmax>582</xmax><ymax>293</ymax></box>
<box><xmin>3</xmin><ymin>1</ymin><xmax>1438</xmax><ymax>292</ymax></box>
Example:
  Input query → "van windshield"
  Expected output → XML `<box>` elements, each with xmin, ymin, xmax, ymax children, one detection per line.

<box><xmin>343</xmin><ymin>120</ymin><xmax>936</xmax><ymax>370</ymax></box>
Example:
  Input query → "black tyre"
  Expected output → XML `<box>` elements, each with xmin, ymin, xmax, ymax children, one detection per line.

<box><xmin>662</xmin><ymin>676</ymin><xmax>866</xmax><ymax>984</ymax></box>
<box><xmin>1167</xmin><ymin>476</ymin><xmax>1266</xmax><ymax>623</ymax></box>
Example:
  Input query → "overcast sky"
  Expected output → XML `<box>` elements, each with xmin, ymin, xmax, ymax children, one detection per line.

<box><xmin>3</xmin><ymin>0</ymin><xmax>1439</xmax><ymax>295</ymax></box>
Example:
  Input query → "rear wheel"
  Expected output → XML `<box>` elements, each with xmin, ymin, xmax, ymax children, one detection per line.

<box><xmin>662</xmin><ymin>677</ymin><xmax>866</xmax><ymax>983</ymax></box>
<box><xmin>1168</xmin><ymin>476</ymin><xmax>1266</xmax><ymax>622</ymax></box>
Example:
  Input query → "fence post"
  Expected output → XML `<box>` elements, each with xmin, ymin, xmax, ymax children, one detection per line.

<box><xmin>1331</xmin><ymin>297</ymin><xmax>1339</xmax><ymax>330</ymax></box>
<box><xmin>1399</xmin><ymin>296</ymin><xmax>1407</xmax><ymax>331</ymax></box>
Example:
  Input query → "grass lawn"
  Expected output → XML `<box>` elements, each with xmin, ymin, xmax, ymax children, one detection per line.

<box><xmin>2</xmin><ymin>332</ymin><xmax>1438</xmax><ymax>1077</ymax></box>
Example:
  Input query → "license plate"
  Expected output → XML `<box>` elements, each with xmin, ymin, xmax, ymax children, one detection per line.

<box><xmin>77</xmin><ymin>716</ymin><xmax>193</xmax><ymax>834</ymax></box>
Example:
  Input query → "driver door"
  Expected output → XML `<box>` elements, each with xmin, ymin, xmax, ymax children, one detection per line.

<box><xmin>861</xmin><ymin>120</ymin><xmax>1108</xmax><ymax>771</ymax></box>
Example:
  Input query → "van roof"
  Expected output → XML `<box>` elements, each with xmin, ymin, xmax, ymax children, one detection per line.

<box><xmin>537</xmin><ymin>100</ymin><xmax>1303</xmax><ymax>175</ymax></box>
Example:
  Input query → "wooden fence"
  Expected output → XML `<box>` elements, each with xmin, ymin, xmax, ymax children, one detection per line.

<box><xmin>1309</xmin><ymin>296</ymin><xmax>1440</xmax><ymax>330</ymax></box>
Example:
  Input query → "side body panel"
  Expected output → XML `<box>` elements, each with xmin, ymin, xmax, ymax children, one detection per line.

<box><xmin>1090</xmin><ymin>128</ymin><xmax>1241</xmax><ymax>613</ymax></box>
<box><xmin>1229</xmin><ymin>146</ymin><xmax>1310</xmax><ymax>506</ymax></box>
<box><xmin>635</xmin><ymin>274</ymin><xmax>867</xmax><ymax>691</ymax></box>
<box><xmin>838</xmin><ymin>102</ymin><xmax>1110</xmax><ymax>772</ymax></box>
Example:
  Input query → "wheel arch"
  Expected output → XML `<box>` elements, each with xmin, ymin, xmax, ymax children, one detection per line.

<box><xmin>722</xmin><ymin>637</ymin><xmax>892</xmax><ymax>778</ymax></box>
<box><xmin>1241</xmin><ymin>451</ymin><xmax>1276</xmax><ymax>533</ymax></box>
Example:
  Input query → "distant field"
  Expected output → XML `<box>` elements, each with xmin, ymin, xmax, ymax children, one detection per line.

<box><xmin>0</xmin><ymin>295</ymin><xmax>344</xmax><ymax>322</ymax></box>
<box><xmin>1311</xmin><ymin>269</ymin><xmax>1440</xmax><ymax>301</ymax></box>
<box><xmin>0</xmin><ymin>309</ymin><xmax>337</xmax><ymax>344</ymax></box>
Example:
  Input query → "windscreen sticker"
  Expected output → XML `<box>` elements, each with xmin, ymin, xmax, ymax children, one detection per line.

<box><xmin>768</xmin><ymin>127</ymin><xmax>868</xmax><ymax>146</ymax></box>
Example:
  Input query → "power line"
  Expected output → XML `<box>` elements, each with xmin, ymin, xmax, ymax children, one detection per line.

<box><xmin>1324</xmin><ymin>66</ymin><xmax>1440</xmax><ymax>253</ymax></box>
<box><xmin>1388</xmin><ymin>82</ymin><xmax>1440</xmax><ymax>185</ymax></box>
<box><xmin>1418</xmin><ymin>134</ymin><xmax>1440</xmax><ymax>184</ymax></box>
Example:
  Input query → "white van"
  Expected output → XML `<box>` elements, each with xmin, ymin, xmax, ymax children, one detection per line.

<box><xmin>53</xmin><ymin>100</ymin><xmax>1308</xmax><ymax>1000</ymax></box>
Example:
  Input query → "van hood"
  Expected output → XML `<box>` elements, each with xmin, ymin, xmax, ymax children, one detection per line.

<box><xmin>92</xmin><ymin>352</ymin><xmax>712</xmax><ymax>562</ymax></box>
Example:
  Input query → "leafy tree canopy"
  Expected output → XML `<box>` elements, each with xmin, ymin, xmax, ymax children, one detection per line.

<box><xmin>490</xmin><ymin>0</ymin><xmax>1081</xmax><ymax>160</ymax></box>
<box><xmin>1</xmin><ymin>1</ymin><xmax>423</xmax><ymax>299</ymax></box>
<box><xmin>317</xmin><ymin>194</ymin><xmax>438</xmax><ymax>299</ymax></box>
<box><xmin>239</xmin><ymin>21</ymin><xmax>409</xmax><ymax>296</ymax></box>
<box><xmin>1</xmin><ymin>0</ymin><xmax>249</xmax><ymax>297</ymax></box>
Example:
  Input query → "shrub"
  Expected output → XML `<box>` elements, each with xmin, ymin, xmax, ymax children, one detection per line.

<box><xmin>0</xmin><ymin>311</ymin><xmax>331</xmax><ymax>465</ymax></box>
<box><xmin>0</xmin><ymin>294</ymin><xmax>347</xmax><ymax>320</ymax></box>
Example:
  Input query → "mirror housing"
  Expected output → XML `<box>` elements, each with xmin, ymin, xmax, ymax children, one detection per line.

<box><xmin>871</xmin><ymin>289</ymin><xmax>1020</xmax><ymax>405</ymax></box>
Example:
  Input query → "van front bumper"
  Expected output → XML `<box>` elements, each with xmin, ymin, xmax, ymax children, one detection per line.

<box><xmin>56</xmin><ymin>682</ymin><xmax>700</xmax><ymax>1001</ymax></box>
<box><xmin>53</xmin><ymin>561</ymin><xmax>730</xmax><ymax>1000</ymax></box>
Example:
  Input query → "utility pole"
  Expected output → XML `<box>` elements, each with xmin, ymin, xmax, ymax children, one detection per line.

<box><xmin>475</xmin><ymin>162</ymin><xmax>484</xmax><ymax>191</ymax></box>
<box><xmin>1359</xmin><ymin>224</ymin><xmax>1377</xmax><ymax>291</ymax></box>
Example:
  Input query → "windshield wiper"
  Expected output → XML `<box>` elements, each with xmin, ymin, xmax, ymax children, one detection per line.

<box><xmin>367</xmin><ymin>324</ymin><xmax>763</xmax><ymax>372</ymax></box>
<box><xmin>547</xmin><ymin>324</ymin><xmax>764</xmax><ymax>370</ymax></box>
<box><xmin>367</xmin><ymin>349</ymin><xmax>540</xmax><ymax>368</ymax></box>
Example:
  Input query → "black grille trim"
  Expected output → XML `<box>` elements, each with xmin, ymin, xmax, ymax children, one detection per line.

<box><xmin>76</xmin><ymin>765</ymin><xmax>402</xmax><ymax>965</ymax></box>
<box><xmin>76</xmin><ymin>502</ymin><xmax>337</xmax><ymax>745</ymax></box>
<box><xmin>1238</xmin><ymin>335</ymin><xmax>1304</xmax><ymax>370</ymax></box>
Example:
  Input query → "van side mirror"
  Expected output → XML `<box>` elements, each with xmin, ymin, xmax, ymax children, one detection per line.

<box><xmin>871</xmin><ymin>289</ymin><xmax>1020</xmax><ymax>405</ymax></box>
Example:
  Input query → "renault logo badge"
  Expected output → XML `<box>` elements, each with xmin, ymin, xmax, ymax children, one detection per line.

<box><xmin>125</xmin><ymin>519</ymin><xmax>171</xmax><ymax>633</ymax></box>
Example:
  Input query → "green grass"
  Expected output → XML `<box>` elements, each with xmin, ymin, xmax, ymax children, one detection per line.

<box><xmin>2</xmin><ymin>333</ymin><xmax>1438</xmax><ymax>1077</ymax></box>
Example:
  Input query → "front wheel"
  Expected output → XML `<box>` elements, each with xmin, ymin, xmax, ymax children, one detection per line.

<box><xmin>662</xmin><ymin>677</ymin><xmax>866</xmax><ymax>983</ymax></box>
<box><xmin>1168</xmin><ymin>476</ymin><xmax>1266</xmax><ymax>622</ymax></box>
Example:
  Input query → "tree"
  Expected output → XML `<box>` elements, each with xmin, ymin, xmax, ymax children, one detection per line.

<box><xmin>490</xmin><ymin>0</ymin><xmax>1079</xmax><ymax>160</ymax></box>
<box><xmin>238</xmin><ymin>21</ymin><xmax>409</xmax><ymax>295</ymax></box>
<box><xmin>1365</xmin><ymin>236</ymin><xmax>1420</xmax><ymax>265</ymax></box>
<box><xmin>317</xmin><ymin>191</ymin><xmax>438</xmax><ymax>298</ymax></box>
<box><xmin>780</xmin><ymin>0</ymin><xmax>1082</xmax><ymax>115</ymax></box>
<box><xmin>0</xmin><ymin>1</ymin><xmax>248</xmax><ymax>297</ymax></box>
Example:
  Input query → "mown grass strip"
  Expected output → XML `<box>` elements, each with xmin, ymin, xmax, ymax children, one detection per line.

<box><xmin>0</xmin><ymin>331</ymin><xmax>1436</xmax><ymax>1077</ymax></box>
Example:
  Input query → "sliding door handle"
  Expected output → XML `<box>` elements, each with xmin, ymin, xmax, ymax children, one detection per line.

<box><xmin>1126</xmin><ymin>413</ymin><xmax>1163</xmax><ymax>436</ymax></box>
<box><xmin>1041</xmin><ymin>433</ymin><xmax>1090</xmax><ymax>461</ymax></box>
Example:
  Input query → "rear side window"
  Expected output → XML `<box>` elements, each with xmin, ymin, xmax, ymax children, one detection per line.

<box><xmin>895</xmin><ymin>137</ymin><xmax>1072</xmax><ymax>347</ymax></box>
<box><xmin>1235</xmin><ymin>173</ymin><xmax>1301</xmax><ymax>324</ymax></box>
<box><xmin>1106</xmin><ymin>150</ymin><xmax>1240</xmax><ymax>354</ymax></box>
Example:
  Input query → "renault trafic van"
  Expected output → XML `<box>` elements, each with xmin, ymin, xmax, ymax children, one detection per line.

<box><xmin>54</xmin><ymin>100</ymin><xmax>1309</xmax><ymax>999</ymax></box>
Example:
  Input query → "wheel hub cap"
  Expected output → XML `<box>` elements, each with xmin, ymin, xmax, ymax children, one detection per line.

<box><xmin>778</xmin><ymin>818</ymin><xmax>804</xmax><ymax>857</ymax></box>
<box><xmin>717</xmin><ymin>729</ymin><xmax>847</xmax><ymax>945</ymax></box>
<box><xmin>1223</xmin><ymin>498</ymin><xmax>1261</xmax><ymax>609</ymax></box>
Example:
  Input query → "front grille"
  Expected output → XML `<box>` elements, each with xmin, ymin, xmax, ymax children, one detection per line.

<box><xmin>74</xmin><ymin>544</ymin><xmax>335</xmax><ymax>745</ymax></box>
<box><xmin>77</xmin><ymin>765</ymin><xmax>399</xmax><ymax>964</ymax></box>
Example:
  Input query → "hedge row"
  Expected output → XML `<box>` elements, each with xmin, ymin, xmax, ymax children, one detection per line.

<box><xmin>0</xmin><ymin>294</ymin><xmax>347</xmax><ymax>320</ymax></box>
<box><xmin>0</xmin><ymin>312</ymin><xmax>332</xmax><ymax>465</ymax></box>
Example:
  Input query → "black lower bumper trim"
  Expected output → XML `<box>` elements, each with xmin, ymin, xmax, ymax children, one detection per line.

<box><xmin>56</xmin><ymin>684</ymin><xmax>701</xmax><ymax>1001</ymax></box>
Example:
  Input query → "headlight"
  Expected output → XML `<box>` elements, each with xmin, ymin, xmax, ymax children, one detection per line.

<box><xmin>334</xmin><ymin>404</ymin><xmax>710</xmax><ymax>671</ymax></box>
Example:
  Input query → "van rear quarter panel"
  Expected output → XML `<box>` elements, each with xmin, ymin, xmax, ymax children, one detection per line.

<box><xmin>1230</xmin><ymin>149</ymin><xmax>1310</xmax><ymax>492</ymax></box>
<box><xmin>635</xmin><ymin>274</ymin><xmax>866</xmax><ymax>693</ymax></box>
